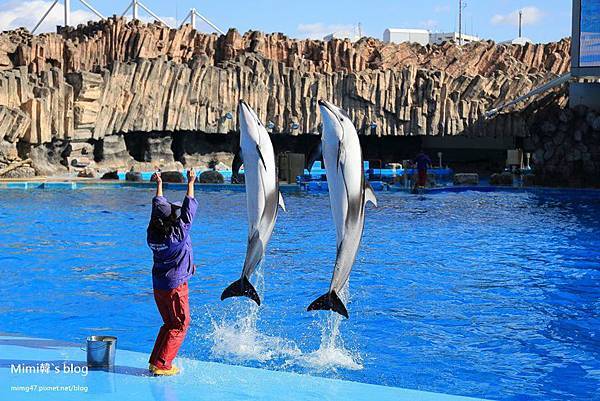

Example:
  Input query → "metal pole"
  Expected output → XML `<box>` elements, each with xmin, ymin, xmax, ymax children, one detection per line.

<box><xmin>195</xmin><ymin>11</ymin><xmax>225</xmax><ymax>35</ymax></box>
<box><xmin>78</xmin><ymin>0</ymin><xmax>105</xmax><ymax>19</ymax></box>
<box><xmin>32</xmin><ymin>0</ymin><xmax>59</xmax><ymax>33</ymax></box>
<box><xmin>137</xmin><ymin>1</ymin><xmax>170</xmax><ymax>26</ymax></box>
<box><xmin>133</xmin><ymin>0</ymin><xmax>138</xmax><ymax>20</ymax></box>
<box><xmin>179</xmin><ymin>10</ymin><xmax>191</xmax><ymax>28</ymax></box>
<box><xmin>485</xmin><ymin>72</ymin><xmax>572</xmax><ymax>118</ymax></box>
<box><xmin>458</xmin><ymin>0</ymin><xmax>462</xmax><ymax>45</ymax></box>
<box><xmin>518</xmin><ymin>10</ymin><xmax>522</xmax><ymax>38</ymax></box>
<box><xmin>64</xmin><ymin>0</ymin><xmax>71</xmax><ymax>26</ymax></box>
<box><xmin>190</xmin><ymin>8</ymin><xmax>196</xmax><ymax>29</ymax></box>
<box><xmin>121</xmin><ymin>1</ymin><xmax>132</xmax><ymax>17</ymax></box>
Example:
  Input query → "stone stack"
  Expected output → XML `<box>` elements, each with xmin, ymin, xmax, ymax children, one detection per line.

<box><xmin>529</xmin><ymin>104</ymin><xmax>600</xmax><ymax>187</ymax></box>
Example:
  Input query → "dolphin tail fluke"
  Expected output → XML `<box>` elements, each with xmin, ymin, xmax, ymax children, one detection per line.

<box><xmin>220</xmin><ymin>276</ymin><xmax>261</xmax><ymax>306</ymax></box>
<box><xmin>307</xmin><ymin>290</ymin><xmax>348</xmax><ymax>318</ymax></box>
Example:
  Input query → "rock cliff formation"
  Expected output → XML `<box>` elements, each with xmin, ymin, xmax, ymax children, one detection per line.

<box><xmin>0</xmin><ymin>17</ymin><xmax>572</xmax><ymax>176</ymax></box>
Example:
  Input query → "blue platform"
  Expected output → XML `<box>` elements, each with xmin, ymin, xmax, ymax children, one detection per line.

<box><xmin>1</xmin><ymin>336</ymin><xmax>488</xmax><ymax>401</ymax></box>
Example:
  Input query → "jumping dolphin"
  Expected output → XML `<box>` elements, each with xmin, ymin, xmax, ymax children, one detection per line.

<box><xmin>221</xmin><ymin>100</ymin><xmax>286</xmax><ymax>306</ymax></box>
<box><xmin>307</xmin><ymin>100</ymin><xmax>377</xmax><ymax>318</ymax></box>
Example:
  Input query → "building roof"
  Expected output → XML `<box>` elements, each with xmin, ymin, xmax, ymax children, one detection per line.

<box><xmin>385</xmin><ymin>28</ymin><xmax>430</xmax><ymax>34</ymax></box>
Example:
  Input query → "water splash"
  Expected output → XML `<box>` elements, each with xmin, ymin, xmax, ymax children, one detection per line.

<box><xmin>206</xmin><ymin>269</ymin><xmax>361</xmax><ymax>372</ymax></box>
<box><xmin>207</xmin><ymin>263</ymin><xmax>301</xmax><ymax>363</ymax></box>
<box><xmin>291</xmin><ymin>285</ymin><xmax>363</xmax><ymax>372</ymax></box>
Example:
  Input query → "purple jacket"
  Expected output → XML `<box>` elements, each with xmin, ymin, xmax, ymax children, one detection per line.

<box><xmin>414</xmin><ymin>153</ymin><xmax>432</xmax><ymax>171</ymax></box>
<box><xmin>147</xmin><ymin>195</ymin><xmax>198</xmax><ymax>290</ymax></box>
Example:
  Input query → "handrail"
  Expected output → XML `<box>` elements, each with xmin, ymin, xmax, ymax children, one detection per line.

<box><xmin>485</xmin><ymin>72</ymin><xmax>572</xmax><ymax>118</ymax></box>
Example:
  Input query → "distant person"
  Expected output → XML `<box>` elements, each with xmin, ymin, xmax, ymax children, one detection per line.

<box><xmin>147</xmin><ymin>169</ymin><xmax>198</xmax><ymax>376</ymax></box>
<box><xmin>413</xmin><ymin>150</ymin><xmax>432</xmax><ymax>189</ymax></box>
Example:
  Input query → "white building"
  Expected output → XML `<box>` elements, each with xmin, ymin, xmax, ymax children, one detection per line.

<box><xmin>323</xmin><ymin>31</ymin><xmax>359</xmax><ymax>42</ymax></box>
<box><xmin>499</xmin><ymin>37</ymin><xmax>533</xmax><ymax>45</ymax></box>
<box><xmin>383</xmin><ymin>28</ymin><xmax>482</xmax><ymax>46</ymax></box>
<box><xmin>429</xmin><ymin>32</ymin><xmax>481</xmax><ymax>45</ymax></box>
<box><xmin>383</xmin><ymin>28</ymin><xmax>430</xmax><ymax>46</ymax></box>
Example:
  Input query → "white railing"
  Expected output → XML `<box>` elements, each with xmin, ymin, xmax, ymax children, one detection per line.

<box><xmin>485</xmin><ymin>73</ymin><xmax>572</xmax><ymax>118</ymax></box>
<box><xmin>179</xmin><ymin>7</ymin><xmax>225</xmax><ymax>35</ymax></box>
<box><xmin>31</xmin><ymin>1</ymin><xmax>224</xmax><ymax>35</ymax></box>
<box><xmin>32</xmin><ymin>0</ymin><xmax>105</xmax><ymax>33</ymax></box>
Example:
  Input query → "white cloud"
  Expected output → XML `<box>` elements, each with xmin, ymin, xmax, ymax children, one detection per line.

<box><xmin>420</xmin><ymin>19</ymin><xmax>439</xmax><ymax>30</ymax></box>
<box><xmin>491</xmin><ymin>6</ymin><xmax>543</xmax><ymax>27</ymax></box>
<box><xmin>0</xmin><ymin>0</ymin><xmax>178</xmax><ymax>34</ymax></box>
<box><xmin>296</xmin><ymin>23</ymin><xmax>357</xmax><ymax>40</ymax></box>
<box><xmin>0</xmin><ymin>0</ymin><xmax>99</xmax><ymax>33</ymax></box>
<box><xmin>434</xmin><ymin>3</ymin><xmax>451</xmax><ymax>14</ymax></box>
<box><xmin>136</xmin><ymin>15</ymin><xmax>177</xmax><ymax>28</ymax></box>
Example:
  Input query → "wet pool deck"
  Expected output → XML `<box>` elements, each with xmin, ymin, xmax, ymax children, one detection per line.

<box><xmin>1</xmin><ymin>335</ymin><xmax>489</xmax><ymax>401</ymax></box>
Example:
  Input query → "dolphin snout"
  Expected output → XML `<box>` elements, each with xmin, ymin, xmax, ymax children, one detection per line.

<box><xmin>318</xmin><ymin>99</ymin><xmax>334</xmax><ymax>113</ymax></box>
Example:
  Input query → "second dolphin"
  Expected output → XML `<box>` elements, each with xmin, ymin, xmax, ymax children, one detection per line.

<box><xmin>221</xmin><ymin>100</ymin><xmax>286</xmax><ymax>306</ymax></box>
<box><xmin>307</xmin><ymin>100</ymin><xmax>377</xmax><ymax>318</ymax></box>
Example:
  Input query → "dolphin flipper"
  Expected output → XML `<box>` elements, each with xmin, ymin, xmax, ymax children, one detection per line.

<box><xmin>232</xmin><ymin>150</ymin><xmax>243</xmax><ymax>183</ymax></box>
<box><xmin>307</xmin><ymin>290</ymin><xmax>349</xmax><ymax>318</ymax></box>
<box><xmin>364</xmin><ymin>181</ymin><xmax>377</xmax><ymax>207</ymax></box>
<box><xmin>220</xmin><ymin>276</ymin><xmax>261</xmax><ymax>306</ymax></box>
<box><xmin>306</xmin><ymin>141</ymin><xmax>323</xmax><ymax>172</ymax></box>
<box><xmin>278</xmin><ymin>192</ymin><xmax>286</xmax><ymax>211</ymax></box>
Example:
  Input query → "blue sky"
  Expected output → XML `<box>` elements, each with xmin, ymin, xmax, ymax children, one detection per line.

<box><xmin>0</xmin><ymin>0</ymin><xmax>573</xmax><ymax>43</ymax></box>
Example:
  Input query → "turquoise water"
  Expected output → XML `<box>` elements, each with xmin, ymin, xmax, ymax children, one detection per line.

<box><xmin>0</xmin><ymin>188</ymin><xmax>598</xmax><ymax>401</ymax></box>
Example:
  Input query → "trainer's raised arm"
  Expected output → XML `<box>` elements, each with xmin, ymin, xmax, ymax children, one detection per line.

<box><xmin>186</xmin><ymin>169</ymin><xmax>196</xmax><ymax>199</ymax></box>
<box><xmin>151</xmin><ymin>172</ymin><xmax>163</xmax><ymax>197</ymax></box>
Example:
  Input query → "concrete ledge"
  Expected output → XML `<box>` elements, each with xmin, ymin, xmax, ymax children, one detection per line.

<box><xmin>0</xmin><ymin>181</ymin><xmax>301</xmax><ymax>193</ymax></box>
<box><xmin>0</xmin><ymin>335</ymin><xmax>489</xmax><ymax>401</ymax></box>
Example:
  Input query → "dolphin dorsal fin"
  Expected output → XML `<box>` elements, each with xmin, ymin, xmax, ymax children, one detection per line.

<box><xmin>278</xmin><ymin>192</ymin><xmax>286</xmax><ymax>212</ymax></box>
<box><xmin>364</xmin><ymin>181</ymin><xmax>377</xmax><ymax>207</ymax></box>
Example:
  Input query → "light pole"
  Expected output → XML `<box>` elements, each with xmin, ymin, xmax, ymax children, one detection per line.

<box><xmin>218</xmin><ymin>111</ymin><xmax>233</xmax><ymax>133</ymax></box>
<box><xmin>458</xmin><ymin>0</ymin><xmax>467</xmax><ymax>45</ymax></box>
<box><xmin>64</xmin><ymin>0</ymin><xmax>71</xmax><ymax>26</ymax></box>
<box><xmin>370</xmin><ymin>122</ymin><xmax>377</xmax><ymax>136</ymax></box>
<box><xmin>518</xmin><ymin>10</ymin><xmax>523</xmax><ymax>38</ymax></box>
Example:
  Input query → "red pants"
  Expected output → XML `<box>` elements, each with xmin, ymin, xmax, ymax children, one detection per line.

<box><xmin>417</xmin><ymin>169</ymin><xmax>428</xmax><ymax>187</ymax></box>
<box><xmin>149</xmin><ymin>282</ymin><xmax>190</xmax><ymax>370</ymax></box>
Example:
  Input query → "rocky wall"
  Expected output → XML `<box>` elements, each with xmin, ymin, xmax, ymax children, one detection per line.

<box><xmin>0</xmin><ymin>18</ymin><xmax>570</xmax><ymax>77</ymax></box>
<box><xmin>0</xmin><ymin>17</ymin><xmax>573</xmax><ymax>176</ymax></box>
<box><xmin>529</xmin><ymin>103</ymin><xmax>600</xmax><ymax>187</ymax></box>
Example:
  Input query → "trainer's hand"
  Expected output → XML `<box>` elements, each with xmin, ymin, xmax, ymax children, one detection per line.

<box><xmin>187</xmin><ymin>169</ymin><xmax>196</xmax><ymax>184</ymax></box>
<box><xmin>151</xmin><ymin>172</ymin><xmax>162</xmax><ymax>184</ymax></box>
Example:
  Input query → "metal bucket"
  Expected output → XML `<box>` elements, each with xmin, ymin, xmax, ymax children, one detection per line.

<box><xmin>86</xmin><ymin>336</ymin><xmax>117</xmax><ymax>369</ymax></box>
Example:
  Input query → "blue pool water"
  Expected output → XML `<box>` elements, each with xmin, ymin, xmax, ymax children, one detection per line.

<box><xmin>0</xmin><ymin>188</ymin><xmax>598</xmax><ymax>401</ymax></box>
